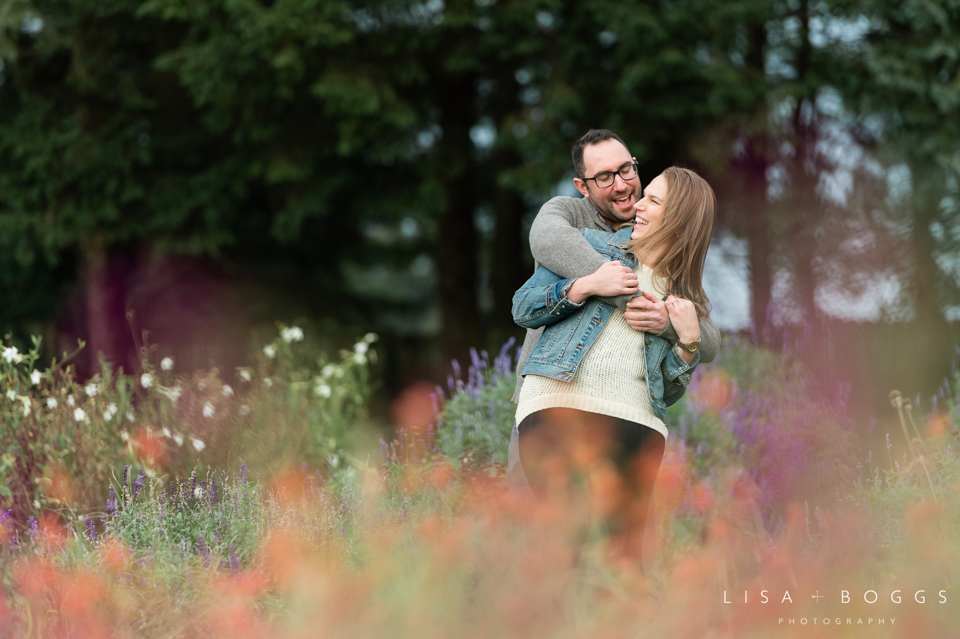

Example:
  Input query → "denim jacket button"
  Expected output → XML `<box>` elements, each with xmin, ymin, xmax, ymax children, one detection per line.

<box><xmin>645</xmin><ymin>338</ymin><xmax>651</xmax><ymax>345</ymax></box>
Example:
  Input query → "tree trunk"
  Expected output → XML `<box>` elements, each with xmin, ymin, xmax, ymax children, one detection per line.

<box><xmin>746</xmin><ymin>208</ymin><xmax>773</xmax><ymax>344</ymax></box>
<box><xmin>436</xmin><ymin>74</ymin><xmax>479</xmax><ymax>361</ymax></box>
<box><xmin>84</xmin><ymin>236</ymin><xmax>133</xmax><ymax>375</ymax></box>
<box><xmin>490</xmin><ymin>147</ymin><xmax>525</xmax><ymax>340</ymax></box>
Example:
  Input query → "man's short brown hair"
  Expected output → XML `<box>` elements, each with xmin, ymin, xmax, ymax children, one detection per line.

<box><xmin>572</xmin><ymin>129</ymin><xmax>629</xmax><ymax>179</ymax></box>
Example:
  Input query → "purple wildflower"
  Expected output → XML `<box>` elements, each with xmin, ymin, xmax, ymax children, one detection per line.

<box><xmin>106</xmin><ymin>486</ymin><xmax>118</xmax><ymax>515</ymax></box>
<box><xmin>85</xmin><ymin>517</ymin><xmax>98</xmax><ymax>541</ymax></box>
<box><xmin>132</xmin><ymin>467</ymin><xmax>146</xmax><ymax>501</ymax></box>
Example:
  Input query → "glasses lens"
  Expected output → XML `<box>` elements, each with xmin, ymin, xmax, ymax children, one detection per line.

<box><xmin>620</xmin><ymin>164</ymin><xmax>638</xmax><ymax>180</ymax></box>
<box><xmin>595</xmin><ymin>172</ymin><xmax>614</xmax><ymax>188</ymax></box>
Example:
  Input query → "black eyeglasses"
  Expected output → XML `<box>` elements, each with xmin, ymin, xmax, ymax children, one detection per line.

<box><xmin>583</xmin><ymin>163</ymin><xmax>639</xmax><ymax>189</ymax></box>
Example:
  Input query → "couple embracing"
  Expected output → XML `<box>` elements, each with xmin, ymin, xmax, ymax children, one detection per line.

<box><xmin>508</xmin><ymin>129</ymin><xmax>719</xmax><ymax>571</ymax></box>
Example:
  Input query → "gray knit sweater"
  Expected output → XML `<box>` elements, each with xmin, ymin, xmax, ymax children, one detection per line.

<box><xmin>511</xmin><ymin>195</ymin><xmax>721</xmax><ymax>403</ymax></box>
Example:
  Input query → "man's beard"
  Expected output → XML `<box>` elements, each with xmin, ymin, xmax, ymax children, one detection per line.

<box><xmin>588</xmin><ymin>188</ymin><xmax>637</xmax><ymax>226</ymax></box>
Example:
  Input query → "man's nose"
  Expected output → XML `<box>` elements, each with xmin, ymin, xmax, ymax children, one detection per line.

<box><xmin>612</xmin><ymin>173</ymin><xmax>629</xmax><ymax>190</ymax></box>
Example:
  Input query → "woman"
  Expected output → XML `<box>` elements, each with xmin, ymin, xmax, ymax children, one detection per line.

<box><xmin>512</xmin><ymin>166</ymin><xmax>715</xmax><ymax>564</ymax></box>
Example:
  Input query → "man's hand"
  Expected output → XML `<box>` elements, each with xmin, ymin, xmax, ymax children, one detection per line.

<box><xmin>567</xmin><ymin>261</ymin><xmax>639</xmax><ymax>303</ymax></box>
<box><xmin>624</xmin><ymin>291</ymin><xmax>668</xmax><ymax>334</ymax></box>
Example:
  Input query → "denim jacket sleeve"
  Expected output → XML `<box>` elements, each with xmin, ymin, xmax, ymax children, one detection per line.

<box><xmin>661</xmin><ymin>346</ymin><xmax>700</xmax><ymax>407</ymax></box>
<box><xmin>512</xmin><ymin>265</ymin><xmax>587</xmax><ymax>329</ymax></box>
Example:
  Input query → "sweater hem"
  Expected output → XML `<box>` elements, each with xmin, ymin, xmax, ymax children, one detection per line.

<box><xmin>516</xmin><ymin>394</ymin><xmax>667</xmax><ymax>440</ymax></box>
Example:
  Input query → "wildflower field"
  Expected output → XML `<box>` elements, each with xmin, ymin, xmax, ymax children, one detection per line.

<box><xmin>1</xmin><ymin>329</ymin><xmax>959</xmax><ymax>638</ymax></box>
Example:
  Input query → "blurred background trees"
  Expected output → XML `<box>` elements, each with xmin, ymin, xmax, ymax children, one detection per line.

<box><xmin>1</xmin><ymin>0</ymin><xmax>958</xmax><ymax>417</ymax></box>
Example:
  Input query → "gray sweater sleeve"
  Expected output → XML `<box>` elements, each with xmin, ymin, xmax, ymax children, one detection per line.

<box><xmin>528</xmin><ymin>195</ymin><xmax>722</xmax><ymax>364</ymax></box>
<box><xmin>528</xmin><ymin>197</ymin><xmax>634</xmax><ymax>312</ymax></box>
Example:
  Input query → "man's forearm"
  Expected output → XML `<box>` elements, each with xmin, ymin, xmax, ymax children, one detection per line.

<box><xmin>529</xmin><ymin>196</ymin><xmax>631</xmax><ymax>311</ymax></box>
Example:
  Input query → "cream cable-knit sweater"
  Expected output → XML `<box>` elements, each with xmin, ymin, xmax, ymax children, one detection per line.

<box><xmin>516</xmin><ymin>263</ymin><xmax>668</xmax><ymax>439</ymax></box>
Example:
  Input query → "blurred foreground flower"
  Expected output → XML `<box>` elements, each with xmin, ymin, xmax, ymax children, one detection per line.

<box><xmin>192</xmin><ymin>438</ymin><xmax>205</xmax><ymax>452</ymax></box>
<box><xmin>203</xmin><ymin>403</ymin><xmax>215</xmax><ymax>418</ymax></box>
<box><xmin>263</xmin><ymin>345</ymin><xmax>276</xmax><ymax>359</ymax></box>
<box><xmin>141</xmin><ymin>373</ymin><xmax>153</xmax><ymax>389</ymax></box>
<box><xmin>84</xmin><ymin>383</ymin><xmax>98</xmax><ymax>397</ymax></box>
<box><xmin>161</xmin><ymin>357</ymin><xmax>174</xmax><ymax>371</ymax></box>
<box><xmin>73</xmin><ymin>408</ymin><xmax>86</xmax><ymax>422</ymax></box>
<box><xmin>2</xmin><ymin>346</ymin><xmax>21</xmax><ymax>363</ymax></box>
<box><xmin>30</xmin><ymin>370</ymin><xmax>41</xmax><ymax>385</ymax></box>
<box><xmin>281</xmin><ymin>326</ymin><xmax>304</xmax><ymax>343</ymax></box>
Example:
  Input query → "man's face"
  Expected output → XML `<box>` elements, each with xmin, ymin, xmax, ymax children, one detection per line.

<box><xmin>573</xmin><ymin>139</ymin><xmax>640</xmax><ymax>225</ymax></box>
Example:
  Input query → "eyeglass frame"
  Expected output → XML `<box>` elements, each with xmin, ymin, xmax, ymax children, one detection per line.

<box><xmin>582</xmin><ymin>162</ymin><xmax>640</xmax><ymax>189</ymax></box>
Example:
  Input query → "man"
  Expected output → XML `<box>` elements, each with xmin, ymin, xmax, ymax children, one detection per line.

<box><xmin>507</xmin><ymin>130</ymin><xmax>721</xmax><ymax>569</ymax></box>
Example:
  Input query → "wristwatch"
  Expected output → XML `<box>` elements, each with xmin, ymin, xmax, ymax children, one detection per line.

<box><xmin>677</xmin><ymin>339</ymin><xmax>700</xmax><ymax>353</ymax></box>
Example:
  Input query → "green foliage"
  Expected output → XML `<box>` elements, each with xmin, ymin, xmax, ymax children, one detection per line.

<box><xmin>0</xmin><ymin>326</ymin><xmax>376</xmax><ymax>526</ymax></box>
<box><xmin>433</xmin><ymin>345</ymin><xmax>517</xmax><ymax>468</ymax></box>
<box><xmin>103</xmin><ymin>465</ymin><xmax>264</xmax><ymax>569</ymax></box>
<box><xmin>674</xmin><ymin>336</ymin><xmax>858</xmax><ymax>510</ymax></box>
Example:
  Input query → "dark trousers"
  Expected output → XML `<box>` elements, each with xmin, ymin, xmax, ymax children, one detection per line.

<box><xmin>517</xmin><ymin>408</ymin><xmax>666</xmax><ymax>568</ymax></box>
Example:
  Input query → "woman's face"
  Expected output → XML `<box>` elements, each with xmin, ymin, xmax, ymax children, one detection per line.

<box><xmin>631</xmin><ymin>174</ymin><xmax>668</xmax><ymax>241</ymax></box>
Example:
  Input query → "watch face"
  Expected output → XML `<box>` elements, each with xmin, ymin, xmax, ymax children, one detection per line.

<box><xmin>685</xmin><ymin>341</ymin><xmax>700</xmax><ymax>353</ymax></box>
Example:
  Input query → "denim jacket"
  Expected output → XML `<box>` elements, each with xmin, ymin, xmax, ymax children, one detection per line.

<box><xmin>511</xmin><ymin>227</ymin><xmax>699</xmax><ymax>420</ymax></box>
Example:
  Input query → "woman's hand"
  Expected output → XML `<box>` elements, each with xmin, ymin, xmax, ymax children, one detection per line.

<box><xmin>567</xmin><ymin>261</ymin><xmax>639</xmax><ymax>303</ymax></box>
<box><xmin>665</xmin><ymin>295</ymin><xmax>700</xmax><ymax>363</ymax></box>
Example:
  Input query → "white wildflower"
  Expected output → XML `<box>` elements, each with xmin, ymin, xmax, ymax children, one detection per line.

<box><xmin>263</xmin><ymin>377</ymin><xmax>273</xmax><ymax>388</ymax></box>
<box><xmin>126</xmin><ymin>410</ymin><xmax>135</xmax><ymax>422</ymax></box>
<box><xmin>363</xmin><ymin>332</ymin><xmax>378</xmax><ymax>344</ymax></box>
<box><xmin>140</xmin><ymin>373</ymin><xmax>153</xmax><ymax>389</ymax></box>
<box><xmin>202</xmin><ymin>402</ymin><xmax>215</xmax><ymax>418</ymax></box>
<box><xmin>239</xmin><ymin>404</ymin><xmax>251</xmax><ymax>416</ymax></box>
<box><xmin>30</xmin><ymin>370</ymin><xmax>42</xmax><ymax>386</ymax></box>
<box><xmin>159</xmin><ymin>386</ymin><xmax>182</xmax><ymax>403</ymax></box>
<box><xmin>239</xmin><ymin>369</ymin><xmax>252</xmax><ymax>383</ymax></box>
<box><xmin>67</xmin><ymin>395</ymin><xmax>75</xmax><ymax>407</ymax></box>
<box><xmin>354</xmin><ymin>341</ymin><xmax>369</xmax><ymax>355</ymax></box>
<box><xmin>73</xmin><ymin>407</ymin><xmax>86</xmax><ymax>422</ymax></box>
<box><xmin>84</xmin><ymin>383</ymin><xmax>98</xmax><ymax>397</ymax></box>
<box><xmin>120</xmin><ymin>431</ymin><xmax>129</xmax><ymax>442</ymax></box>
<box><xmin>20</xmin><ymin>397</ymin><xmax>31</xmax><ymax>417</ymax></box>
<box><xmin>263</xmin><ymin>345</ymin><xmax>276</xmax><ymax>359</ymax></box>
<box><xmin>5</xmin><ymin>390</ymin><xmax>15</xmax><ymax>402</ymax></box>
<box><xmin>173</xmin><ymin>434</ymin><xmax>184</xmax><ymax>447</ymax></box>
<box><xmin>160</xmin><ymin>357</ymin><xmax>174</xmax><ymax>371</ymax></box>
<box><xmin>321</xmin><ymin>364</ymin><xmax>335</xmax><ymax>378</ymax></box>
<box><xmin>192</xmin><ymin>438</ymin><xmax>206</xmax><ymax>452</ymax></box>
<box><xmin>315</xmin><ymin>384</ymin><xmax>332</xmax><ymax>399</ymax></box>
<box><xmin>46</xmin><ymin>397</ymin><xmax>58</xmax><ymax>410</ymax></box>
<box><xmin>2</xmin><ymin>346</ymin><xmax>21</xmax><ymax>364</ymax></box>
<box><xmin>194</xmin><ymin>486</ymin><xmax>203</xmax><ymax>499</ymax></box>
<box><xmin>162</xmin><ymin>427</ymin><xmax>171</xmax><ymax>438</ymax></box>
<box><xmin>104</xmin><ymin>403</ymin><xmax>118</xmax><ymax>421</ymax></box>
<box><xmin>353</xmin><ymin>352</ymin><xmax>366</xmax><ymax>365</ymax></box>
<box><xmin>222</xmin><ymin>384</ymin><xmax>234</xmax><ymax>397</ymax></box>
<box><xmin>281</xmin><ymin>326</ymin><xmax>304</xmax><ymax>343</ymax></box>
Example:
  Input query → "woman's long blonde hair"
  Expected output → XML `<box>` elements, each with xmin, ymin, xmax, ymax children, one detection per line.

<box><xmin>625</xmin><ymin>166</ymin><xmax>716</xmax><ymax>319</ymax></box>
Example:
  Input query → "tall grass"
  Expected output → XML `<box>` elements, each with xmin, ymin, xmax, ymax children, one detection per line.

<box><xmin>2</xmin><ymin>333</ymin><xmax>960</xmax><ymax>637</ymax></box>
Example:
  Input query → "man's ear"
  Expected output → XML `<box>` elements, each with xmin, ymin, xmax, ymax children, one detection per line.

<box><xmin>573</xmin><ymin>178</ymin><xmax>590</xmax><ymax>198</ymax></box>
